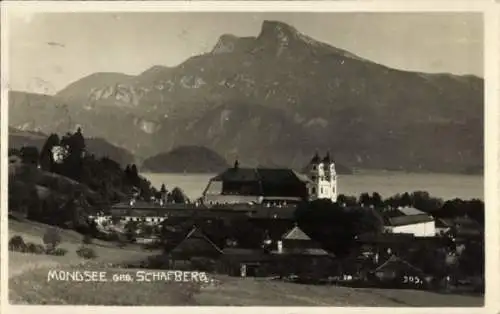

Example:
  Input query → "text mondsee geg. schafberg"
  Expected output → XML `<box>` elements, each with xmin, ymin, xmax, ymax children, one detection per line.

<box><xmin>47</xmin><ymin>270</ymin><xmax>212</xmax><ymax>283</ymax></box>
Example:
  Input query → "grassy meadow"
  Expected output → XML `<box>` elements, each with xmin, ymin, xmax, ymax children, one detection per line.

<box><xmin>8</xmin><ymin>219</ymin><xmax>483</xmax><ymax>306</ymax></box>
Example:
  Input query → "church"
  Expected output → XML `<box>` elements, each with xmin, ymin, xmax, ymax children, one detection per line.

<box><xmin>306</xmin><ymin>152</ymin><xmax>338</xmax><ymax>202</ymax></box>
<box><xmin>201</xmin><ymin>152</ymin><xmax>338</xmax><ymax>205</ymax></box>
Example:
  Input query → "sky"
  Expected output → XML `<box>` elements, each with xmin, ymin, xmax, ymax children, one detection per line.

<box><xmin>7</xmin><ymin>12</ymin><xmax>483</xmax><ymax>94</ymax></box>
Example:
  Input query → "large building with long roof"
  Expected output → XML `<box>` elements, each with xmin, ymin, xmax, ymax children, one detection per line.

<box><xmin>201</xmin><ymin>153</ymin><xmax>338</xmax><ymax>206</ymax></box>
<box><xmin>201</xmin><ymin>160</ymin><xmax>312</xmax><ymax>206</ymax></box>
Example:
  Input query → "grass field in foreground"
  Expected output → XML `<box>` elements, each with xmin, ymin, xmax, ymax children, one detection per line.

<box><xmin>8</xmin><ymin>219</ymin><xmax>484</xmax><ymax>306</ymax></box>
<box><xmin>8</xmin><ymin>218</ymin><xmax>158</xmax><ymax>279</ymax></box>
<box><xmin>9</xmin><ymin>265</ymin><xmax>484</xmax><ymax>306</ymax></box>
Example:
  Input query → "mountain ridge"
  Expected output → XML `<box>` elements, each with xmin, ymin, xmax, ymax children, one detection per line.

<box><xmin>9</xmin><ymin>20</ymin><xmax>483</xmax><ymax>174</ymax></box>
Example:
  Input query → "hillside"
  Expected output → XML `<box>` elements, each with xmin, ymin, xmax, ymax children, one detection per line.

<box><xmin>8</xmin><ymin>162</ymin><xmax>101</xmax><ymax>214</ymax></box>
<box><xmin>9</xmin><ymin>127</ymin><xmax>136</xmax><ymax>167</ymax></box>
<box><xmin>142</xmin><ymin>146</ymin><xmax>229</xmax><ymax>173</ymax></box>
<box><xmin>9</xmin><ymin>20</ymin><xmax>483</xmax><ymax>174</ymax></box>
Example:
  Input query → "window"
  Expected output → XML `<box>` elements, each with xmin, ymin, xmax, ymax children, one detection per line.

<box><xmin>332</xmin><ymin>186</ymin><xmax>336</xmax><ymax>193</ymax></box>
<box><xmin>312</xmin><ymin>165</ymin><xmax>317</xmax><ymax>171</ymax></box>
<box><xmin>312</xmin><ymin>175</ymin><xmax>317</xmax><ymax>181</ymax></box>
<box><xmin>311</xmin><ymin>187</ymin><xmax>316</xmax><ymax>194</ymax></box>
<box><xmin>320</xmin><ymin>187</ymin><xmax>324</xmax><ymax>194</ymax></box>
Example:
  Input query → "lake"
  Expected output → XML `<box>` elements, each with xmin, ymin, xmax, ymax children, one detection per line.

<box><xmin>143</xmin><ymin>171</ymin><xmax>484</xmax><ymax>202</ymax></box>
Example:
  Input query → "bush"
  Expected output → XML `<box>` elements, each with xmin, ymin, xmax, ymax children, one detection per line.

<box><xmin>76</xmin><ymin>246</ymin><xmax>97</xmax><ymax>259</ymax></box>
<box><xmin>43</xmin><ymin>227</ymin><xmax>62</xmax><ymax>251</ymax></box>
<box><xmin>82</xmin><ymin>234</ymin><xmax>93</xmax><ymax>245</ymax></box>
<box><xmin>46</xmin><ymin>247</ymin><xmax>68</xmax><ymax>256</ymax></box>
<box><xmin>25</xmin><ymin>242</ymin><xmax>46</xmax><ymax>255</ymax></box>
<box><xmin>9</xmin><ymin>235</ymin><xmax>27</xmax><ymax>252</ymax></box>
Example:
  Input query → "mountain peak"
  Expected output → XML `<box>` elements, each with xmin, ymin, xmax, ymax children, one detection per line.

<box><xmin>258</xmin><ymin>20</ymin><xmax>299</xmax><ymax>41</ymax></box>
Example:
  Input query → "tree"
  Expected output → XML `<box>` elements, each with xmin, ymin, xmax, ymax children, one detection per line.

<box><xmin>336</xmin><ymin>194</ymin><xmax>357</xmax><ymax>206</ymax></box>
<box><xmin>295</xmin><ymin>200</ymin><xmax>373</xmax><ymax>257</ymax></box>
<box><xmin>60</xmin><ymin>129</ymin><xmax>86</xmax><ymax>180</ymax></box>
<box><xmin>20</xmin><ymin>146</ymin><xmax>40</xmax><ymax>165</ymax></box>
<box><xmin>160</xmin><ymin>183</ymin><xmax>168</xmax><ymax>203</ymax></box>
<box><xmin>371</xmin><ymin>192</ymin><xmax>383</xmax><ymax>208</ymax></box>
<box><xmin>359</xmin><ymin>193</ymin><xmax>371</xmax><ymax>206</ymax></box>
<box><xmin>168</xmin><ymin>187</ymin><xmax>190</xmax><ymax>204</ymax></box>
<box><xmin>411</xmin><ymin>191</ymin><xmax>443</xmax><ymax>213</ymax></box>
<box><xmin>400</xmin><ymin>192</ymin><xmax>412</xmax><ymax>207</ymax></box>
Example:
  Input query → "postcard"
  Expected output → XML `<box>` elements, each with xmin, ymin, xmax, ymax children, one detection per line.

<box><xmin>1</xmin><ymin>1</ymin><xmax>497</xmax><ymax>313</ymax></box>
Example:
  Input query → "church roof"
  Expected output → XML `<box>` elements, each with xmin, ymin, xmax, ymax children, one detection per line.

<box><xmin>211</xmin><ymin>168</ymin><xmax>311</xmax><ymax>184</ymax></box>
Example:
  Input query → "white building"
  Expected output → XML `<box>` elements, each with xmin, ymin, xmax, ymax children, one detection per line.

<box><xmin>382</xmin><ymin>207</ymin><xmax>436</xmax><ymax>237</ymax></box>
<box><xmin>51</xmin><ymin>145</ymin><xmax>68</xmax><ymax>164</ymax></box>
<box><xmin>306</xmin><ymin>152</ymin><xmax>338</xmax><ymax>202</ymax></box>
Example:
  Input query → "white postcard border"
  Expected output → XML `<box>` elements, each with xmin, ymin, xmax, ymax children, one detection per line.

<box><xmin>0</xmin><ymin>1</ymin><xmax>496</xmax><ymax>313</ymax></box>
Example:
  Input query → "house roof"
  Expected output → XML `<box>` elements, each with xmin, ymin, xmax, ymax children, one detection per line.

<box><xmin>435</xmin><ymin>218</ymin><xmax>453</xmax><ymax>228</ymax></box>
<box><xmin>270</xmin><ymin>247</ymin><xmax>331</xmax><ymax>256</ymax></box>
<box><xmin>374</xmin><ymin>255</ymin><xmax>426</xmax><ymax>275</ymax></box>
<box><xmin>398</xmin><ymin>207</ymin><xmax>426</xmax><ymax>216</ymax></box>
<box><xmin>385</xmin><ymin>214</ymin><xmax>435</xmax><ymax>227</ymax></box>
<box><xmin>381</xmin><ymin>207</ymin><xmax>435</xmax><ymax>227</ymax></box>
<box><xmin>169</xmin><ymin>226</ymin><xmax>223</xmax><ymax>255</ymax></box>
<box><xmin>282</xmin><ymin>225</ymin><xmax>312</xmax><ymax>240</ymax></box>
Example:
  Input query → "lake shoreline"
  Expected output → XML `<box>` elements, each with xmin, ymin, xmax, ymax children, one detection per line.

<box><xmin>142</xmin><ymin>172</ymin><xmax>484</xmax><ymax>202</ymax></box>
<box><xmin>141</xmin><ymin>169</ymin><xmax>484</xmax><ymax>177</ymax></box>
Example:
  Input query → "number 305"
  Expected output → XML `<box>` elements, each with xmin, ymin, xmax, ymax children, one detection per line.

<box><xmin>403</xmin><ymin>275</ymin><xmax>421</xmax><ymax>284</ymax></box>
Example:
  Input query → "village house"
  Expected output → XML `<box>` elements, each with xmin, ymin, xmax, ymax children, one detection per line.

<box><xmin>369</xmin><ymin>254</ymin><xmax>433</xmax><ymax>290</ymax></box>
<box><xmin>380</xmin><ymin>207</ymin><xmax>436</xmax><ymax>237</ymax></box>
<box><xmin>167</xmin><ymin>226</ymin><xmax>224</xmax><ymax>271</ymax></box>
<box><xmin>163</xmin><ymin>223</ymin><xmax>335</xmax><ymax>280</ymax></box>
<box><xmin>435</xmin><ymin>218</ymin><xmax>453</xmax><ymax>235</ymax></box>
<box><xmin>266</xmin><ymin>224</ymin><xmax>334</xmax><ymax>279</ymax></box>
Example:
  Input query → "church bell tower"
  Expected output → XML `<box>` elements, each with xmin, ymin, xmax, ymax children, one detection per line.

<box><xmin>307</xmin><ymin>151</ymin><xmax>337</xmax><ymax>202</ymax></box>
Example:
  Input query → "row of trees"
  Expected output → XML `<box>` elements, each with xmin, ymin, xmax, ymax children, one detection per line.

<box><xmin>337</xmin><ymin>191</ymin><xmax>484</xmax><ymax>225</ymax></box>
